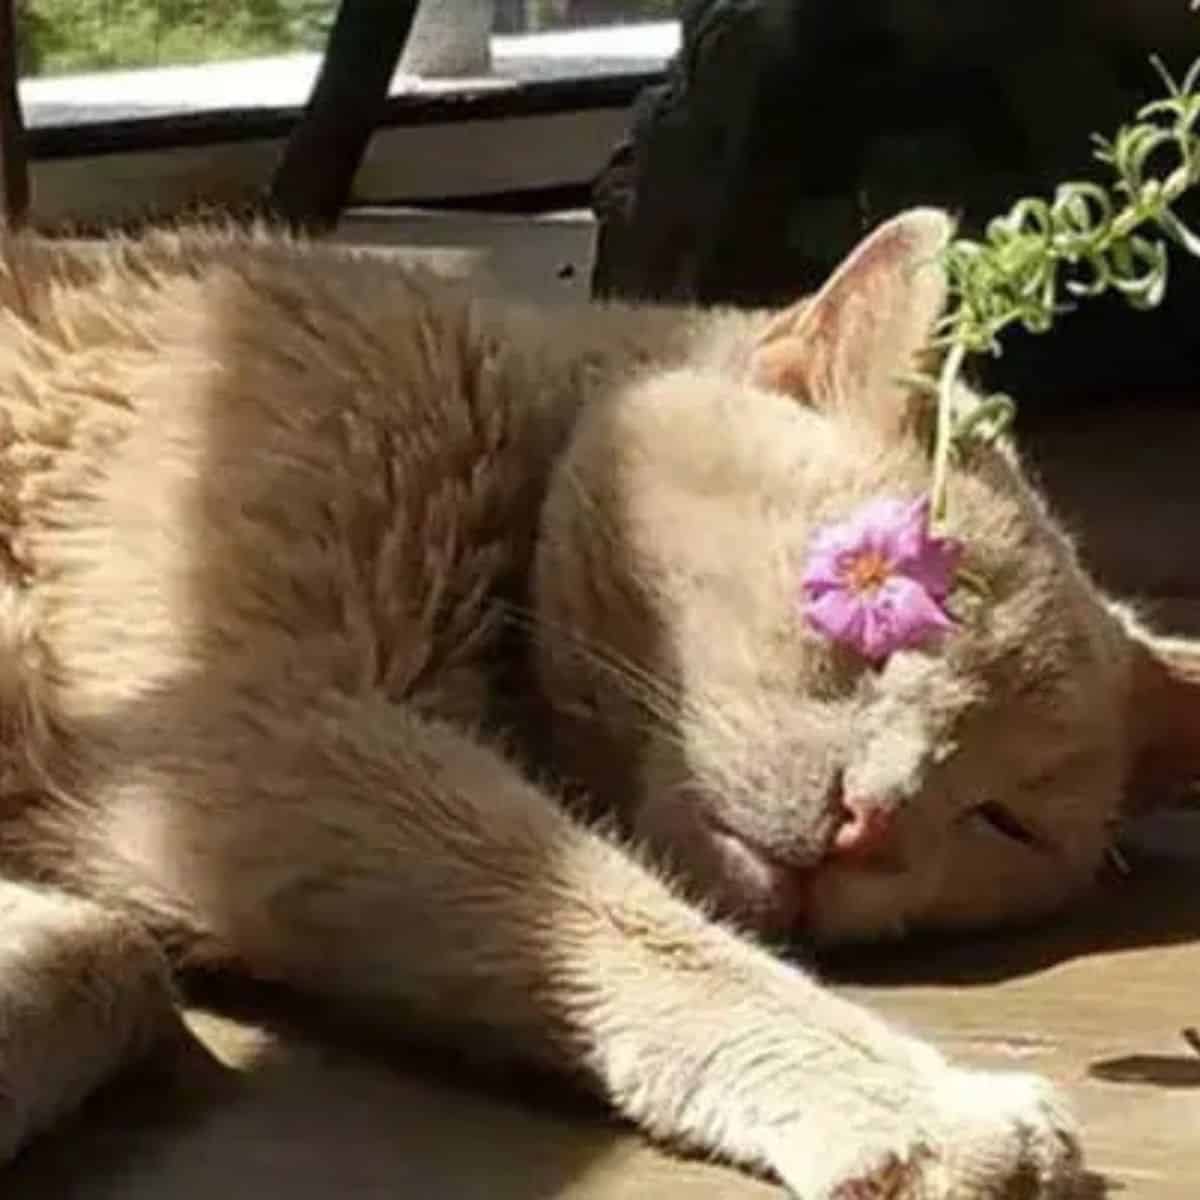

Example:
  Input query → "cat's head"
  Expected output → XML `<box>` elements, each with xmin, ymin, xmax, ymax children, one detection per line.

<box><xmin>533</xmin><ymin>209</ymin><xmax>1200</xmax><ymax>945</ymax></box>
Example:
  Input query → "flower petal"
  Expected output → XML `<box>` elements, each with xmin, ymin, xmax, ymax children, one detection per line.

<box><xmin>800</xmin><ymin>544</ymin><xmax>848</xmax><ymax>595</ymax></box>
<box><xmin>851</xmin><ymin>497</ymin><xmax>912</xmax><ymax>565</ymax></box>
<box><xmin>858</xmin><ymin>604</ymin><xmax>896</xmax><ymax>662</ymax></box>
<box><xmin>884</xmin><ymin>495</ymin><xmax>932</xmax><ymax>561</ymax></box>
<box><xmin>806</xmin><ymin>588</ymin><xmax>867</xmax><ymax>648</ymax></box>
<box><xmin>804</xmin><ymin>496</ymin><xmax>909</xmax><ymax>591</ymax></box>
<box><xmin>800</xmin><ymin>493</ymin><xmax>964</xmax><ymax>662</ymax></box>
<box><xmin>890</xmin><ymin>496</ymin><xmax>963</xmax><ymax>598</ymax></box>
<box><xmin>875</xmin><ymin>575</ymin><xmax>956</xmax><ymax>652</ymax></box>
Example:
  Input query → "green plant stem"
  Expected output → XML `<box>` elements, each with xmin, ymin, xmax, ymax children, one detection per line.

<box><xmin>929</xmin><ymin>342</ymin><xmax>966</xmax><ymax>528</ymax></box>
<box><xmin>926</xmin><ymin>44</ymin><xmax>1200</xmax><ymax>524</ymax></box>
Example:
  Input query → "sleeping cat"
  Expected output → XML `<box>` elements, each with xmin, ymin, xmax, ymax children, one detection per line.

<box><xmin>1</xmin><ymin>207</ymin><xmax>1196</xmax><ymax>1197</ymax></box>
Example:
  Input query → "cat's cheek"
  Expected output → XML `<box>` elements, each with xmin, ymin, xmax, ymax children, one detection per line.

<box><xmin>921</xmin><ymin>816</ymin><xmax>1106</xmax><ymax>932</ymax></box>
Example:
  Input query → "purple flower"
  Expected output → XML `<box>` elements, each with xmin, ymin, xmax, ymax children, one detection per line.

<box><xmin>800</xmin><ymin>496</ymin><xmax>963</xmax><ymax>663</ymax></box>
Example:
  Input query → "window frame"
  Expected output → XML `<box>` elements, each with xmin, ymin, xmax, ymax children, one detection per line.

<box><xmin>16</xmin><ymin>20</ymin><xmax>677</xmax><ymax>229</ymax></box>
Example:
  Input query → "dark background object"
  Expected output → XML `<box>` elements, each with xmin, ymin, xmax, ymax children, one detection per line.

<box><xmin>0</xmin><ymin>0</ymin><xmax>30</xmax><ymax>226</ymax></box>
<box><xmin>266</xmin><ymin>0</ymin><xmax>421</xmax><ymax>233</ymax></box>
<box><xmin>592</xmin><ymin>0</ymin><xmax>1200</xmax><ymax>408</ymax></box>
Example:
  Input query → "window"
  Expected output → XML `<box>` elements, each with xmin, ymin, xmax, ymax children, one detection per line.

<box><xmin>12</xmin><ymin>1</ymin><xmax>679</xmax><ymax>231</ymax></box>
<box><xmin>494</xmin><ymin>2</ymin><xmax>676</xmax><ymax>34</ymax></box>
<box><xmin>17</xmin><ymin>2</ymin><xmax>679</xmax><ymax>78</ymax></box>
<box><xmin>18</xmin><ymin>2</ymin><xmax>336</xmax><ymax>76</ymax></box>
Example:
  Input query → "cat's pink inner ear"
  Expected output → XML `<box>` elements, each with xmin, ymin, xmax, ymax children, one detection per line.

<box><xmin>749</xmin><ymin>208</ymin><xmax>953</xmax><ymax>438</ymax></box>
<box><xmin>1125</xmin><ymin>634</ymin><xmax>1200</xmax><ymax>811</ymax></box>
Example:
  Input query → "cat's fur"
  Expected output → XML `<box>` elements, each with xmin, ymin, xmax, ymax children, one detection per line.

<box><xmin>1</xmin><ymin>209</ymin><xmax>1197</xmax><ymax>1196</ymax></box>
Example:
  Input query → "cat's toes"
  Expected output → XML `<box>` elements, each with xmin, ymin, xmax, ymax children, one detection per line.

<box><xmin>825</xmin><ymin>1149</ymin><xmax>924</xmax><ymax>1199</ymax></box>
<box><xmin>774</xmin><ymin>1133</ymin><xmax>933</xmax><ymax>1200</ymax></box>
<box><xmin>773</xmin><ymin>1068</ymin><xmax>1080</xmax><ymax>1200</ymax></box>
<box><xmin>928</xmin><ymin>1066</ymin><xmax>1083</xmax><ymax>1197</ymax></box>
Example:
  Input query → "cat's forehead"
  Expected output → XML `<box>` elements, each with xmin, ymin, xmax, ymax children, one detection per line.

<box><xmin>939</xmin><ymin>524</ymin><xmax>1120</xmax><ymax>751</ymax></box>
<box><xmin>793</xmin><ymin>458</ymin><xmax>1102</xmax><ymax>703</ymax></box>
<box><xmin>592</xmin><ymin>369</ymin><xmax>1107</xmax><ymax>694</ymax></box>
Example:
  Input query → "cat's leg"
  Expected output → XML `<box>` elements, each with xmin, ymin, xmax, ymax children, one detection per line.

<box><xmin>101</xmin><ymin>694</ymin><xmax>1080</xmax><ymax>1198</ymax></box>
<box><xmin>0</xmin><ymin>878</ymin><xmax>180</xmax><ymax>1163</ymax></box>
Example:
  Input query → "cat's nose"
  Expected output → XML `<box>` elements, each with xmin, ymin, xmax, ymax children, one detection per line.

<box><xmin>828</xmin><ymin>795</ymin><xmax>894</xmax><ymax>860</ymax></box>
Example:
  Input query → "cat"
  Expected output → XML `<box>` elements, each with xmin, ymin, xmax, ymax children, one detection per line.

<box><xmin>1</xmin><ymin>207</ymin><xmax>1197</xmax><ymax>1198</ymax></box>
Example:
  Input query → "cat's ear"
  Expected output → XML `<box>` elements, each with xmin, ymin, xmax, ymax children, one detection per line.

<box><xmin>749</xmin><ymin>208</ymin><xmax>953</xmax><ymax>438</ymax></box>
<box><xmin>1124</xmin><ymin>630</ymin><xmax>1200</xmax><ymax>810</ymax></box>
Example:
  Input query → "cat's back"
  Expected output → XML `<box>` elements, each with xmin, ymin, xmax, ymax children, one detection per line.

<box><xmin>0</xmin><ymin>227</ymin><xmax>579</xmax><ymax>749</ymax></box>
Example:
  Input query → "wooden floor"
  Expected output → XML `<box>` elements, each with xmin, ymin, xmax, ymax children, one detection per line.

<box><xmin>6</xmin><ymin>830</ymin><xmax>1200</xmax><ymax>1200</ymax></box>
<box><xmin>5</xmin><ymin>239</ymin><xmax>1200</xmax><ymax>1200</ymax></box>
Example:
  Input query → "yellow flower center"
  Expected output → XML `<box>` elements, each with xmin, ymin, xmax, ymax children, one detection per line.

<box><xmin>844</xmin><ymin>549</ymin><xmax>891</xmax><ymax>595</ymax></box>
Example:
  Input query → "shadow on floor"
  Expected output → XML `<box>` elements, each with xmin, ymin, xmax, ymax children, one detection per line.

<box><xmin>1089</xmin><ymin>1052</ymin><xmax>1200</xmax><ymax>1090</ymax></box>
<box><xmin>6</xmin><ymin>1009</ymin><xmax>627</xmax><ymax>1200</ymax></box>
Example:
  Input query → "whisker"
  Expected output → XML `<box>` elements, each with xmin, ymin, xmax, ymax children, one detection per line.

<box><xmin>547</xmin><ymin>612</ymin><xmax>742</xmax><ymax>750</ymax></box>
<box><xmin>501</xmin><ymin>603</ymin><xmax>687</xmax><ymax>732</ymax></box>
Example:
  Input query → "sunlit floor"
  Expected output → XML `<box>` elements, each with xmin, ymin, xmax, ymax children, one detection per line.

<box><xmin>6</xmin><ymin>817</ymin><xmax>1199</xmax><ymax>1199</ymax></box>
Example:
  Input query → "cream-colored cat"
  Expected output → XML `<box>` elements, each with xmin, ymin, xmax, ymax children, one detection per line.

<box><xmin>1</xmin><ymin>209</ymin><xmax>1197</xmax><ymax>1197</ymax></box>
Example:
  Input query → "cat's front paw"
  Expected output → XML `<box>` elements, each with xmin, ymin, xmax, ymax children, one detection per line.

<box><xmin>926</xmin><ymin>1067</ymin><xmax>1082</xmax><ymax>1197</ymax></box>
<box><xmin>772</xmin><ymin>1066</ymin><xmax>1081</xmax><ymax>1200</ymax></box>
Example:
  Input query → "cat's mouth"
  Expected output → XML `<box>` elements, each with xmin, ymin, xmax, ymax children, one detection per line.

<box><xmin>702</xmin><ymin>814</ymin><xmax>910</xmax><ymax>934</ymax></box>
<box><xmin>703</xmin><ymin>818</ymin><xmax>818</xmax><ymax>929</ymax></box>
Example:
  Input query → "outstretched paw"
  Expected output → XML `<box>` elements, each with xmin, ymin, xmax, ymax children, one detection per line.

<box><xmin>827</xmin><ymin>1149</ymin><xmax>926</xmax><ymax>1199</ymax></box>
<box><xmin>774</xmin><ymin>1067</ymin><xmax>1081</xmax><ymax>1200</ymax></box>
<box><xmin>929</xmin><ymin>1067</ymin><xmax>1082</xmax><ymax>1197</ymax></box>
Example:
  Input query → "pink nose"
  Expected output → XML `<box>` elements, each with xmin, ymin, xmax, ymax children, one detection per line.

<box><xmin>830</xmin><ymin>797</ymin><xmax>893</xmax><ymax>860</ymax></box>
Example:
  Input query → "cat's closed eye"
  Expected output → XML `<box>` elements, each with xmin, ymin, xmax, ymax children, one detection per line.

<box><xmin>964</xmin><ymin>802</ymin><xmax>1045</xmax><ymax>850</ymax></box>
